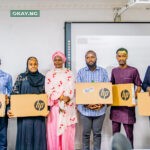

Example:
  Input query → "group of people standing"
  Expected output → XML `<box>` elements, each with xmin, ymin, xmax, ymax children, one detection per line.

<box><xmin>0</xmin><ymin>48</ymin><xmax>149</xmax><ymax>150</ymax></box>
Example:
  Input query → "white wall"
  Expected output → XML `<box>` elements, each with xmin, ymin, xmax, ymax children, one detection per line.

<box><xmin>0</xmin><ymin>6</ymin><xmax>150</xmax><ymax>150</ymax></box>
<box><xmin>0</xmin><ymin>8</ymin><xmax>113</xmax><ymax>82</ymax></box>
<box><xmin>123</xmin><ymin>9</ymin><xmax>150</xmax><ymax>22</ymax></box>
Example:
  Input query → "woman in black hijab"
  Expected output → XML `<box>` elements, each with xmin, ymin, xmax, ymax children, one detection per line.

<box><xmin>9</xmin><ymin>57</ymin><xmax>46</xmax><ymax>150</ymax></box>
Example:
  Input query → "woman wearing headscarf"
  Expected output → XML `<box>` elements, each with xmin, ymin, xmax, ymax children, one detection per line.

<box><xmin>8</xmin><ymin>57</ymin><xmax>46</xmax><ymax>150</ymax></box>
<box><xmin>45</xmin><ymin>51</ymin><xmax>77</xmax><ymax>150</ymax></box>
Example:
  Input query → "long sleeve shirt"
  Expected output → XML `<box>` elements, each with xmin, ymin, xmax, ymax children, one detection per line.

<box><xmin>142</xmin><ymin>66</ymin><xmax>150</xmax><ymax>92</ymax></box>
<box><xmin>77</xmin><ymin>66</ymin><xmax>109</xmax><ymax>117</ymax></box>
<box><xmin>0</xmin><ymin>69</ymin><xmax>12</xmax><ymax>96</ymax></box>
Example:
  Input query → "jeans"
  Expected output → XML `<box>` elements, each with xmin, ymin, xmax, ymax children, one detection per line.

<box><xmin>80</xmin><ymin>114</ymin><xmax>105</xmax><ymax>150</ymax></box>
<box><xmin>0</xmin><ymin>117</ymin><xmax>8</xmax><ymax>150</ymax></box>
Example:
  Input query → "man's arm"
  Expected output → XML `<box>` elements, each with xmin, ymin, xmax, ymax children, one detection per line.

<box><xmin>133</xmin><ymin>68</ymin><xmax>142</xmax><ymax>99</ymax></box>
<box><xmin>110</xmin><ymin>69</ymin><xmax>115</xmax><ymax>84</ymax></box>
<box><xmin>142</xmin><ymin>66</ymin><xmax>150</xmax><ymax>92</ymax></box>
<box><xmin>135</xmin><ymin>86</ymin><xmax>141</xmax><ymax>99</ymax></box>
<box><xmin>7</xmin><ymin>75</ymin><xmax>13</xmax><ymax>96</ymax></box>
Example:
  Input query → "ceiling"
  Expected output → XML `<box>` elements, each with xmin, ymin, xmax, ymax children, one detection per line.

<box><xmin>0</xmin><ymin>0</ymin><xmax>129</xmax><ymax>9</ymax></box>
<box><xmin>0</xmin><ymin>0</ymin><xmax>150</xmax><ymax>10</ymax></box>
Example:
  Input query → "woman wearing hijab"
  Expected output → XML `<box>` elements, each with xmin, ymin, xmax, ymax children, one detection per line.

<box><xmin>45</xmin><ymin>51</ymin><xmax>77</xmax><ymax>150</ymax></box>
<box><xmin>8</xmin><ymin>57</ymin><xmax>46</xmax><ymax>150</ymax></box>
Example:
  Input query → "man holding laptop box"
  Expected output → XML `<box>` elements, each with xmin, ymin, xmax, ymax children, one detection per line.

<box><xmin>110</xmin><ymin>48</ymin><xmax>142</xmax><ymax>148</ymax></box>
<box><xmin>76</xmin><ymin>50</ymin><xmax>109</xmax><ymax>150</ymax></box>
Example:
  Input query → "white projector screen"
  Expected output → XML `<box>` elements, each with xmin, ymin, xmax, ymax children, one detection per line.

<box><xmin>67</xmin><ymin>22</ymin><xmax>150</xmax><ymax>80</ymax></box>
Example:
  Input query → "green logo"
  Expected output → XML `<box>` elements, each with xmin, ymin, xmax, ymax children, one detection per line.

<box><xmin>10</xmin><ymin>10</ymin><xmax>40</xmax><ymax>17</ymax></box>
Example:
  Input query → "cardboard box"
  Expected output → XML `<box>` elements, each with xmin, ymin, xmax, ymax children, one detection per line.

<box><xmin>112</xmin><ymin>83</ymin><xmax>135</xmax><ymax>106</ymax></box>
<box><xmin>76</xmin><ymin>82</ymin><xmax>112</xmax><ymax>104</ymax></box>
<box><xmin>137</xmin><ymin>92</ymin><xmax>150</xmax><ymax>116</ymax></box>
<box><xmin>0</xmin><ymin>94</ymin><xmax>6</xmax><ymax>117</ymax></box>
<box><xmin>10</xmin><ymin>94</ymin><xmax>49</xmax><ymax>117</ymax></box>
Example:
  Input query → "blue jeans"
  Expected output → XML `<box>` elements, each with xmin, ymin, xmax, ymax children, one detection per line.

<box><xmin>80</xmin><ymin>114</ymin><xmax>105</xmax><ymax>150</ymax></box>
<box><xmin>0</xmin><ymin>117</ymin><xmax>8</xmax><ymax>150</ymax></box>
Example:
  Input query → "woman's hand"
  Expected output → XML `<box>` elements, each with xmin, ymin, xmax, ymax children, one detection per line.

<box><xmin>62</xmin><ymin>96</ymin><xmax>70</xmax><ymax>104</ymax></box>
<box><xmin>7</xmin><ymin>110</ymin><xmax>14</xmax><ymax>118</ymax></box>
<box><xmin>59</xmin><ymin>95</ymin><xmax>70</xmax><ymax>104</ymax></box>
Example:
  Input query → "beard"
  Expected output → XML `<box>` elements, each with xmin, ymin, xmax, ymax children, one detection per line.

<box><xmin>119</xmin><ymin>60</ymin><xmax>126</xmax><ymax>66</ymax></box>
<box><xmin>86</xmin><ymin>61</ymin><xmax>97</xmax><ymax>70</ymax></box>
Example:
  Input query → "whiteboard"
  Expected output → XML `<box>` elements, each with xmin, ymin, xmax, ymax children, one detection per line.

<box><xmin>71</xmin><ymin>23</ymin><xmax>150</xmax><ymax>80</ymax></box>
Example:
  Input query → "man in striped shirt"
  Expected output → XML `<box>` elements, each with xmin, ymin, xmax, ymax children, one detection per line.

<box><xmin>77</xmin><ymin>50</ymin><xmax>109</xmax><ymax>150</ymax></box>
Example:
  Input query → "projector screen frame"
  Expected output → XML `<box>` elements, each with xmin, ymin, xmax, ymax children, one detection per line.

<box><xmin>64</xmin><ymin>21</ymin><xmax>150</xmax><ymax>70</ymax></box>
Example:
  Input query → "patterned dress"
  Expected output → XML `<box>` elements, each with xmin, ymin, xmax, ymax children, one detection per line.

<box><xmin>12</xmin><ymin>72</ymin><xmax>46</xmax><ymax>150</ymax></box>
<box><xmin>45</xmin><ymin>68</ymin><xmax>77</xmax><ymax>150</ymax></box>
